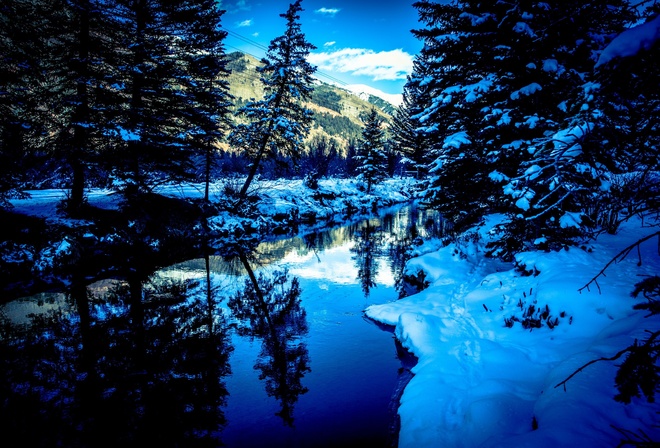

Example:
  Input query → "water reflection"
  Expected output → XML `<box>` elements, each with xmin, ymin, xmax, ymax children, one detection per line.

<box><xmin>351</xmin><ymin>219</ymin><xmax>383</xmax><ymax>298</ymax></box>
<box><xmin>0</xmin><ymin>238</ymin><xmax>233</xmax><ymax>447</ymax></box>
<box><xmin>227</xmin><ymin>250</ymin><xmax>310</xmax><ymax>426</ymax></box>
<box><xmin>0</xmin><ymin>203</ymin><xmax>445</xmax><ymax>447</ymax></box>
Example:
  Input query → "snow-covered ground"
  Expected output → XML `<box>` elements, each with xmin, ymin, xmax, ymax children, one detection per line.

<box><xmin>8</xmin><ymin>176</ymin><xmax>419</xmax><ymax>235</ymax></box>
<box><xmin>8</xmin><ymin>177</ymin><xmax>659</xmax><ymax>446</ymax></box>
<box><xmin>366</xmin><ymin>214</ymin><xmax>660</xmax><ymax>447</ymax></box>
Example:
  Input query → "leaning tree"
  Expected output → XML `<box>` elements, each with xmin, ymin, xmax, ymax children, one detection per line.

<box><xmin>229</xmin><ymin>0</ymin><xmax>316</xmax><ymax>208</ymax></box>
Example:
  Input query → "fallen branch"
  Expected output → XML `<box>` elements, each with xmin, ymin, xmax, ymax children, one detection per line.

<box><xmin>554</xmin><ymin>330</ymin><xmax>660</xmax><ymax>392</ymax></box>
<box><xmin>554</xmin><ymin>347</ymin><xmax>632</xmax><ymax>391</ymax></box>
<box><xmin>579</xmin><ymin>231</ymin><xmax>660</xmax><ymax>294</ymax></box>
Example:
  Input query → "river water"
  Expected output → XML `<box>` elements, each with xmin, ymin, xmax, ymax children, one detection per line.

<box><xmin>0</xmin><ymin>203</ymin><xmax>443</xmax><ymax>447</ymax></box>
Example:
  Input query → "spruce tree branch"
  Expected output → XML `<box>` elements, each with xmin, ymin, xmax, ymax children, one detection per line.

<box><xmin>554</xmin><ymin>330</ymin><xmax>660</xmax><ymax>392</ymax></box>
<box><xmin>554</xmin><ymin>346</ymin><xmax>633</xmax><ymax>391</ymax></box>
<box><xmin>578</xmin><ymin>231</ymin><xmax>660</xmax><ymax>294</ymax></box>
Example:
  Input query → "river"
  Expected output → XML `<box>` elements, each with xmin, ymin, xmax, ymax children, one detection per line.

<box><xmin>0</xmin><ymin>203</ymin><xmax>444</xmax><ymax>447</ymax></box>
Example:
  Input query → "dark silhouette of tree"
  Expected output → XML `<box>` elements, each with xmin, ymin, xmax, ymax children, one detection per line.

<box><xmin>0</xmin><ymin>0</ymin><xmax>45</xmax><ymax>208</ymax></box>
<box><xmin>102</xmin><ymin>0</ymin><xmax>195</xmax><ymax>196</ymax></box>
<box><xmin>171</xmin><ymin>0</ymin><xmax>234</xmax><ymax>203</ymax></box>
<box><xmin>48</xmin><ymin>0</ymin><xmax>114</xmax><ymax>213</ymax></box>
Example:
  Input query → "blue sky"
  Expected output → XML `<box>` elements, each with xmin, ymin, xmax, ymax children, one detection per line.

<box><xmin>219</xmin><ymin>0</ymin><xmax>424</xmax><ymax>96</ymax></box>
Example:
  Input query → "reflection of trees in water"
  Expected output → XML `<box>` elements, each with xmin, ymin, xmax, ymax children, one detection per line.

<box><xmin>0</xmin><ymin>246</ymin><xmax>233</xmax><ymax>447</ymax></box>
<box><xmin>228</xmin><ymin>252</ymin><xmax>310</xmax><ymax>426</ymax></box>
<box><xmin>0</xmin><ymin>204</ymin><xmax>447</xmax><ymax>444</ymax></box>
<box><xmin>386</xmin><ymin>207</ymin><xmax>420</xmax><ymax>298</ymax></box>
<box><xmin>351</xmin><ymin>219</ymin><xmax>384</xmax><ymax>298</ymax></box>
<box><xmin>349</xmin><ymin>206</ymin><xmax>447</xmax><ymax>299</ymax></box>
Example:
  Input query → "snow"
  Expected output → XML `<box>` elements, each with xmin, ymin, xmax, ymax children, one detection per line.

<box><xmin>510</xmin><ymin>83</ymin><xmax>542</xmax><ymax>100</ymax></box>
<box><xmin>8</xmin><ymin>177</ymin><xmax>660</xmax><ymax>447</ymax></box>
<box><xmin>443</xmin><ymin>131</ymin><xmax>471</xmax><ymax>149</ymax></box>
<box><xmin>460</xmin><ymin>12</ymin><xmax>494</xmax><ymax>26</ymax></box>
<box><xmin>441</xmin><ymin>75</ymin><xmax>496</xmax><ymax>104</ymax></box>
<box><xmin>343</xmin><ymin>83</ymin><xmax>403</xmax><ymax>107</ymax></box>
<box><xmin>513</xmin><ymin>22</ymin><xmax>536</xmax><ymax>38</ymax></box>
<box><xmin>551</xmin><ymin>122</ymin><xmax>593</xmax><ymax>158</ymax></box>
<box><xmin>596</xmin><ymin>14</ymin><xmax>660</xmax><ymax>68</ymax></box>
<box><xmin>365</xmin><ymin>214</ymin><xmax>660</xmax><ymax>447</ymax></box>
<box><xmin>8</xmin><ymin>177</ymin><xmax>420</xmax><ymax>237</ymax></box>
<box><xmin>542</xmin><ymin>59</ymin><xmax>559</xmax><ymax>73</ymax></box>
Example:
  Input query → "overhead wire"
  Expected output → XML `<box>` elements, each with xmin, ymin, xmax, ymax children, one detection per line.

<box><xmin>224</xmin><ymin>28</ymin><xmax>351</xmax><ymax>88</ymax></box>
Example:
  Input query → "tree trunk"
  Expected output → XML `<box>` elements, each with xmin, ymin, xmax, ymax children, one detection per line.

<box><xmin>69</xmin><ymin>0</ymin><xmax>91</xmax><ymax>212</ymax></box>
<box><xmin>204</xmin><ymin>141</ymin><xmax>211</xmax><ymax>202</ymax></box>
<box><xmin>238</xmin><ymin>146</ymin><xmax>266</xmax><ymax>199</ymax></box>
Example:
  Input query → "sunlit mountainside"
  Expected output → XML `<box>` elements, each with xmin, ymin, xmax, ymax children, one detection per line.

<box><xmin>226</xmin><ymin>51</ymin><xmax>395</xmax><ymax>152</ymax></box>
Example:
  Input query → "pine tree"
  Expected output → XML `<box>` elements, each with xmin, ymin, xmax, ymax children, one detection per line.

<box><xmin>229</xmin><ymin>0</ymin><xmax>316</xmax><ymax>205</ymax></box>
<box><xmin>583</xmin><ymin>10</ymin><xmax>660</xmax><ymax>229</ymax></box>
<box><xmin>103</xmin><ymin>0</ymin><xmax>196</xmax><ymax>196</ymax></box>
<box><xmin>0</xmin><ymin>0</ymin><xmax>46</xmax><ymax>207</ymax></box>
<box><xmin>49</xmin><ymin>0</ymin><xmax>118</xmax><ymax>212</ymax></box>
<box><xmin>170</xmin><ymin>0</ymin><xmax>234</xmax><ymax>203</ymax></box>
<box><xmin>488</xmin><ymin>1</ymin><xmax>637</xmax><ymax>254</ymax></box>
<box><xmin>355</xmin><ymin>108</ymin><xmax>387</xmax><ymax>194</ymax></box>
<box><xmin>391</xmin><ymin>53</ymin><xmax>434</xmax><ymax>180</ymax></box>
<box><xmin>411</xmin><ymin>0</ymin><xmax>510</xmax><ymax>228</ymax></box>
<box><xmin>410</xmin><ymin>0</ymin><xmax>632</xmax><ymax>237</ymax></box>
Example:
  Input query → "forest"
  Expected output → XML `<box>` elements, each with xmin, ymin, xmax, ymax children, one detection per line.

<box><xmin>2</xmin><ymin>0</ymin><xmax>660</xmax><ymax>431</ymax></box>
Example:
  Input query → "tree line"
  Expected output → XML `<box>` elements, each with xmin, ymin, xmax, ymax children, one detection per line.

<box><xmin>392</xmin><ymin>0</ymin><xmax>660</xmax><ymax>255</ymax></box>
<box><xmin>0</xmin><ymin>0</ymin><xmax>399</xmax><ymax>215</ymax></box>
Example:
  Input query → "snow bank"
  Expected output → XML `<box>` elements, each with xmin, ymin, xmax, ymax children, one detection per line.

<box><xmin>596</xmin><ymin>14</ymin><xmax>660</xmax><ymax>68</ymax></box>
<box><xmin>365</xmin><ymin>215</ymin><xmax>660</xmax><ymax>447</ymax></box>
<box><xmin>9</xmin><ymin>176</ymin><xmax>420</xmax><ymax>238</ymax></box>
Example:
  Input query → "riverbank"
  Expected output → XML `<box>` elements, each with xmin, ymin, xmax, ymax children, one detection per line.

<box><xmin>2</xmin><ymin>176</ymin><xmax>421</xmax><ymax>299</ymax></box>
<box><xmin>7</xmin><ymin>176</ymin><xmax>420</xmax><ymax>233</ymax></box>
<box><xmin>365</xmin><ymin>213</ymin><xmax>660</xmax><ymax>447</ymax></box>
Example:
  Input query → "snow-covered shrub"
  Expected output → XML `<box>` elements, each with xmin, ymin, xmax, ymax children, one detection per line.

<box><xmin>303</xmin><ymin>172</ymin><xmax>319</xmax><ymax>190</ymax></box>
<box><xmin>503</xmin><ymin>291</ymin><xmax>570</xmax><ymax>330</ymax></box>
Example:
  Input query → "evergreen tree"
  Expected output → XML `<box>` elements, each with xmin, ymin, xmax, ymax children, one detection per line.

<box><xmin>0</xmin><ymin>0</ymin><xmax>46</xmax><ymax>207</ymax></box>
<box><xmin>170</xmin><ymin>0</ymin><xmax>234</xmax><ymax>203</ymax></box>
<box><xmin>410</xmin><ymin>0</ymin><xmax>632</xmax><ymax>236</ymax></box>
<box><xmin>391</xmin><ymin>53</ymin><xmax>434</xmax><ymax>180</ymax></box>
<box><xmin>583</xmin><ymin>10</ymin><xmax>660</xmax><ymax>230</ymax></box>
<box><xmin>49</xmin><ymin>0</ymin><xmax>117</xmax><ymax>212</ymax></box>
<box><xmin>488</xmin><ymin>2</ymin><xmax>637</xmax><ymax>255</ymax></box>
<box><xmin>355</xmin><ymin>108</ymin><xmax>387</xmax><ymax>194</ymax></box>
<box><xmin>344</xmin><ymin>139</ymin><xmax>359</xmax><ymax>177</ymax></box>
<box><xmin>103</xmin><ymin>0</ymin><xmax>196</xmax><ymax>196</ymax></box>
<box><xmin>229</xmin><ymin>0</ymin><xmax>316</xmax><ymax>204</ymax></box>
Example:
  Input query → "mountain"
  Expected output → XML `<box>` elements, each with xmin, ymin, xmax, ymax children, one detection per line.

<box><xmin>344</xmin><ymin>84</ymin><xmax>402</xmax><ymax>109</ymax></box>
<box><xmin>225</xmin><ymin>51</ymin><xmax>396</xmax><ymax>153</ymax></box>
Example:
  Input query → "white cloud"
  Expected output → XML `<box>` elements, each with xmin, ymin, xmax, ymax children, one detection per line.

<box><xmin>252</xmin><ymin>32</ymin><xmax>259</xmax><ymax>37</ymax></box>
<box><xmin>308</xmin><ymin>48</ymin><xmax>414</xmax><ymax>81</ymax></box>
<box><xmin>236</xmin><ymin>19</ymin><xmax>252</xmax><ymax>27</ymax></box>
<box><xmin>315</xmin><ymin>7</ymin><xmax>340</xmax><ymax>16</ymax></box>
<box><xmin>324</xmin><ymin>41</ymin><xmax>336</xmax><ymax>47</ymax></box>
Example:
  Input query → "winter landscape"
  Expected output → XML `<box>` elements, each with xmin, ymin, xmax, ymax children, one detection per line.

<box><xmin>2</xmin><ymin>0</ymin><xmax>660</xmax><ymax>447</ymax></box>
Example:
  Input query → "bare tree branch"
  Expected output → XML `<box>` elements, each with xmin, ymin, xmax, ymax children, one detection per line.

<box><xmin>579</xmin><ymin>231</ymin><xmax>660</xmax><ymax>294</ymax></box>
<box><xmin>554</xmin><ymin>346</ymin><xmax>633</xmax><ymax>391</ymax></box>
<box><xmin>554</xmin><ymin>330</ymin><xmax>660</xmax><ymax>391</ymax></box>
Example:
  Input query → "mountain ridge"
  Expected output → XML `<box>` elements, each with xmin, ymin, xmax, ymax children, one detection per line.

<box><xmin>225</xmin><ymin>51</ymin><xmax>395</xmax><ymax>152</ymax></box>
